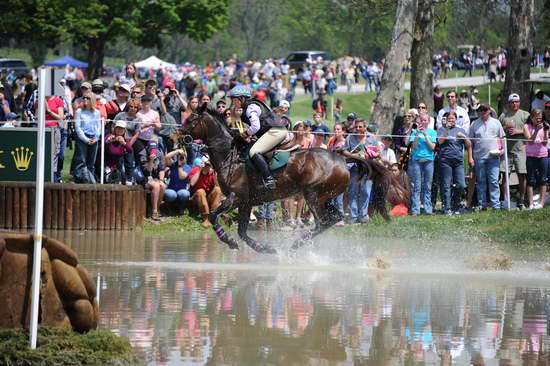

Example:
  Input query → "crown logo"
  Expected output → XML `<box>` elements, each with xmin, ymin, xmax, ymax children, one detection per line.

<box><xmin>11</xmin><ymin>147</ymin><xmax>34</xmax><ymax>171</ymax></box>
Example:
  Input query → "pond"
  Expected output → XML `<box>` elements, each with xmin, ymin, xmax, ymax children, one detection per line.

<box><xmin>47</xmin><ymin>229</ymin><xmax>550</xmax><ymax>365</ymax></box>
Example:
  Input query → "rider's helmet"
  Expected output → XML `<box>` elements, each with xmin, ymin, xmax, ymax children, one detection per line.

<box><xmin>228</xmin><ymin>85</ymin><xmax>252</xmax><ymax>98</ymax></box>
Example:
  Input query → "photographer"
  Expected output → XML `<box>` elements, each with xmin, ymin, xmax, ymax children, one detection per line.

<box><xmin>189</xmin><ymin>157</ymin><xmax>222</xmax><ymax>227</ymax></box>
<box><xmin>404</xmin><ymin>114</ymin><xmax>437</xmax><ymax>216</ymax></box>
<box><xmin>523</xmin><ymin>109</ymin><xmax>548</xmax><ymax>209</ymax></box>
<box><xmin>164</xmin><ymin>149</ymin><xmax>192</xmax><ymax>211</ymax></box>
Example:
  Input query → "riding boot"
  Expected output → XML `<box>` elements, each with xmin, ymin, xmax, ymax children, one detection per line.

<box><xmin>251</xmin><ymin>153</ymin><xmax>276</xmax><ymax>189</ymax></box>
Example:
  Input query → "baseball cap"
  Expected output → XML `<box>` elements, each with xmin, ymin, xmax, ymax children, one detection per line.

<box><xmin>216</xmin><ymin>99</ymin><xmax>226</xmax><ymax>106</ymax></box>
<box><xmin>92</xmin><ymin>78</ymin><xmax>104</xmax><ymax>86</ymax></box>
<box><xmin>367</xmin><ymin>124</ymin><xmax>379</xmax><ymax>133</ymax></box>
<box><xmin>279</xmin><ymin>100</ymin><xmax>290</xmax><ymax>108</ymax></box>
<box><xmin>81</xmin><ymin>82</ymin><xmax>92</xmax><ymax>89</ymax></box>
<box><xmin>165</xmin><ymin>81</ymin><xmax>175</xmax><ymax>89</ymax></box>
<box><xmin>545</xmin><ymin>101</ymin><xmax>550</xmax><ymax>108</ymax></box>
<box><xmin>114</xmin><ymin>120</ymin><xmax>127</xmax><ymax>129</ymax></box>
<box><xmin>302</xmin><ymin>120</ymin><xmax>313</xmax><ymax>127</ymax></box>
<box><xmin>118</xmin><ymin>84</ymin><xmax>131</xmax><ymax>93</ymax></box>
<box><xmin>347</xmin><ymin>113</ymin><xmax>357</xmax><ymax>120</ymax></box>
<box><xmin>535</xmin><ymin>89</ymin><xmax>542</xmax><ymax>95</ymax></box>
<box><xmin>6</xmin><ymin>112</ymin><xmax>18</xmax><ymax>119</ymax></box>
<box><xmin>193</xmin><ymin>158</ymin><xmax>203</xmax><ymax>167</ymax></box>
<box><xmin>59</xmin><ymin>78</ymin><xmax>66</xmax><ymax>84</ymax></box>
<box><xmin>141</xmin><ymin>94</ymin><xmax>153</xmax><ymax>102</ymax></box>
<box><xmin>508</xmin><ymin>93</ymin><xmax>520</xmax><ymax>102</ymax></box>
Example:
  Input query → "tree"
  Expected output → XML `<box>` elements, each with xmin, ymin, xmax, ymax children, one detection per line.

<box><xmin>371</xmin><ymin>0</ymin><xmax>418</xmax><ymax>134</ymax></box>
<box><xmin>410</xmin><ymin>0</ymin><xmax>435</xmax><ymax>111</ymax></box>
<box><xmin>501</xmin><ymin>0</ymin><xmax>535</xmax><ymax>113</ymax></box>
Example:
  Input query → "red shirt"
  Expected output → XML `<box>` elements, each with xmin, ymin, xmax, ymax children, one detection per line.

<box><xmin>45</xmin><ymin>97</ymin><xmax>64</xmax><ymax>126</ymax></box>
<box><xmin>190</xmin><ymin>168</ymin><xmax>216</xmax><ymax>194</ymax></box>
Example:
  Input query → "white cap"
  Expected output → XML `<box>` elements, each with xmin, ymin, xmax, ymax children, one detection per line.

<box><xmin>508</xmin><ymin>93</ymin><xmax>520</xmax><ymax>102</ymax></box>
<box><xmin>114</xmin><ymin>120</ymin><xmax>127</xmax><ymax>129</ymax></box>
<box><xmin>279</xmin><ymin>100</ymin><xmax>290</xmax><ymax>108</ymax></box>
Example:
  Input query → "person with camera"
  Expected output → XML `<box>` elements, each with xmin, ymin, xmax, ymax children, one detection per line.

<box><xmin>523</xmin><ymin>109</ymin><xmax>548</xmax><ymax>209</ymax></box>
<box><xmin>104</xmin><ymin>120</ymin><xmax>138</xmax><ymax>184</ymax></box>
<box><xmin>404</xmin><ymin>114</ymin><xmax>437</xmax><ymax>216</ymax></box>
<box><xmin>190</xmin><ymin>156</ymin><xmax>222</xmax><ymax>227</ymax></box>
<box><xmin>163</xmin><ymin>149</ymin><xmax>192</xmax><ymax>212</ymax></box>
<box><xmin>437</xmin><ymin>111</ymin><xmax>473</xmax><ymax>215</ymax></box>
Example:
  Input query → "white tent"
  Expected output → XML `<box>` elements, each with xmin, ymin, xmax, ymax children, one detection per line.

<box><xmin>135</xmin><ymin>56</ymin><xmax>177</xmax><ymax>70</ymax></box>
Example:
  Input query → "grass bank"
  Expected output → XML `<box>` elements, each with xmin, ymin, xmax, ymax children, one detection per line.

<box><xmin>0</xmin><ymin>326</ymin><xmax>139</xmax><ymax>366</ymax></box>
<box><xmin>144</xmin><ymin>206</ymin><xmax>550</xmax><ymax>247</ymax></box>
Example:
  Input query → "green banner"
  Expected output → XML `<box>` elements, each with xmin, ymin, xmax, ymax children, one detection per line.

<box><xmin>0</xmin><ymin>128</ymin><xmax>53</xmax><ymax>182</ymax></box>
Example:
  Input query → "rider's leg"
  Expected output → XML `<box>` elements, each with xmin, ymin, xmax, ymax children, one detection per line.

<box><xmin>249</xmin><ymin>127</ymin><xmax>288</xmax><ymax>189</ymax></box>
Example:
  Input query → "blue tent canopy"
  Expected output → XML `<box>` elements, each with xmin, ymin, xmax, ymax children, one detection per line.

<box><xmin>43</xmin><ymin>55</ymin><xmax>88</xmax><ymax>68</ymax></box>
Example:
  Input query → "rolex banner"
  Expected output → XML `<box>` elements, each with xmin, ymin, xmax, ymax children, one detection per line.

<box><xmin>0</xmin><ymin>128</ymin><xmax>54</xmax><ymax>182</ymax></box>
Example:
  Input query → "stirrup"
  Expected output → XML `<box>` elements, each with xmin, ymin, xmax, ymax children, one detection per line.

<box><xmin>263</xmin><ymin>177</ymin><xmax>277</xmax><ymax>189</ymax></box>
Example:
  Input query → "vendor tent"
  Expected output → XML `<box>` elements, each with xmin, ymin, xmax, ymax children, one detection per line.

<box><xmin>43</xmin><ymin>55</ymin><xmax>88</xmax><ymax>68</ymax></box>
<box><xmin>135</xmin><ymin>56</ymin><xmax>176</xmax><ymax>70</ymax></box>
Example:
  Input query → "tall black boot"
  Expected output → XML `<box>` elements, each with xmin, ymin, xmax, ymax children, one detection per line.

<box><xmin>251</xmin><ymin>153</ymin><xmax>276</xmax><ymax>189</ymax></box>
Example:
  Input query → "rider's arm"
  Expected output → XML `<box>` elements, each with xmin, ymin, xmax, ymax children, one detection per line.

<box><xmin>245</xmin><ymin>103</ymin><xmax>262</xmax><ymax>136</ymax></box>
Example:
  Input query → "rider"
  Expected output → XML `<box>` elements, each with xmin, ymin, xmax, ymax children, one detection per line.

<box><xmin>228</xmin><ymin>85</ymin><xmax>288</xmax><ymax>189</ymax></box>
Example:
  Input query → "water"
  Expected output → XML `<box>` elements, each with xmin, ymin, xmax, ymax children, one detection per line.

<box><xmin>47</xmin><ymin>229</ymin><xmax>550</xmax><ymax>365</ymax></box>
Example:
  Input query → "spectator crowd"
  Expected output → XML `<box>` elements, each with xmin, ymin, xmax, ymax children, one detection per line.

<box><xmin>0</xmin><ymin>54</ymin><xmax>549</xmax><ymax>227</ymax></box>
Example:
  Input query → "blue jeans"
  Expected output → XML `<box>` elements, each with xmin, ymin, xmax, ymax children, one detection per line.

<box><xmin>257</xmin><ymin>202</ymin><xmax>275</xmax><ymax>220</ymax></box>
<box><xmin>474</xmin><ymin>157</ymin><xmax>500</xmax><ymax>209</ymax></box>
<box><xmin>439</xmin><ymin>160</ymin><xmax>465</xmax><ymax>212</ymax></box>
<box><xmin>409</xmin><ymin>159</ymin><xmax>434</xmax><ymax>214</ymax></box>
<box><xmin>164</xmin><ymin>188</ymin><xmax>191</xmax><ymax>202</ymax></box>
<box><xmin>55</xmin><ymin>128</ymin><xmax>68</xmax><ymax>182</ymax></box>
<box><xmin>73</xmin><ymin>138</ymin><xmax>98</xmax><ymax>183</ymax></box>
<box><xmin>348</xmin><ymin>168</ymin><xmax>372</xmax><ymax>221</ymax></box>
<box><xmin>332</xmin><ymin>192</ymin><xmax>345</xmax><ymax>217</ymax></box>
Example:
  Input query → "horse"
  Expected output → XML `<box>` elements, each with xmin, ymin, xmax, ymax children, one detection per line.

<box><xmin>178</xmin><ymin>103</ymin><xmax>391</xmax><ymax>254</ymax></box>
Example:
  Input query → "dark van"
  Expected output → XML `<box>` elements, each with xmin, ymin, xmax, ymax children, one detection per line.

<box><xmin>0</xmin><ymin>58</ymin><xmax>29</xmax><ymax>77</ymax></box>
<box><xmin>286</xmin><ymin>51</ymin><xmax>329</xmax><ymax>71</ymax></box>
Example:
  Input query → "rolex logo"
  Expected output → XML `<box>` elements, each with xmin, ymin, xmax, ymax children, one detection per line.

<box><xmin>11</xmin><ymin>147</ymin><xmax>34</xmax><ymax>171</ymax></box>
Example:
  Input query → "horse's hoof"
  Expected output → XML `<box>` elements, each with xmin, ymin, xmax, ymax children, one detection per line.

<box><xmin>250</xmin><ymin>241</ymin><xmax>277</xmax><ymax>254</ymax></box>
<box><xmin>224</xmin><ymin>238</ymin><xmax>239</xmax><ymax>250</ymax></box>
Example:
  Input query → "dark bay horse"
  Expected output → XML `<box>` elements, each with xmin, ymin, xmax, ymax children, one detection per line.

<box><xmin>179</xmin><ymin>104</ymin><xmax>391</xmax><ymax>254</ymax></box>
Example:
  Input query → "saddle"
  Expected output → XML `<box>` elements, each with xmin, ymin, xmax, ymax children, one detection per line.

<box><xmin>245</xmin><ymin>134</ymin><xmax>300</xmax><ymax>172</ymax></box>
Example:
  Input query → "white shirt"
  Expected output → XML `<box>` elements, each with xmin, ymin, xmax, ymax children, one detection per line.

<box><xmin>245</xmin><ymin>103</ymin><xmax>262</xmax><ymax>136</ymax></box>
<box><xmin>436</xmin><ymin>105</ymin><xmax>470</xmax><ymax>133</ymax></box>
<box><xmin>381</xmin><ymin>147</ymin><xmax>396</xmax><ymax>165</ymax></box>
<box><xmin>531</xmin><ymin>95</ymin><xmax>550</xmax><ymax>111</ymax></box>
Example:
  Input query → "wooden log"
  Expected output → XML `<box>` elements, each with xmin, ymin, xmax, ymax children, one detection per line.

<box><xmin>110</xmin><ymin>190</ymin><xmax>116</xmax><ymax>230</ymax></box>
<box><xmin>6</xmin><ymin>187</ymin><xmax>15</xmax><ymax>229</ymax></box>
<box><xmin>0</xmin><ymin>184</ymin><xmax>5</xmax><ymax>228</ymax></box>
<box><xmin>44</xmin><ymin>189</ymin><xmax>52</xmax><ymax>229</ymax></box>
<box><xmin>51</xmin><ymin>188</ymin><xmax>58</xmax><ymax>230</ymax></box>
<box><xmin>80</xmin><ymin>191</ymin><xmax>87</xmax><ymax>230</ymax></box>
<box><xmin>121</xmin><ymin>189</ymin><xmax>129</xmax><ymax>230</ymax></box>
<box><xmin>65</xmin><ymin>187</ymin><xmax>73</xmax><ymax>229</ymax></box>
<box><xmin>28</xmin><ymin>187</ymin><xmax>35</xmax><ymax>230</ymax></box>
<box><xmin>91</xmin><ymin>189</ymin><xmax>97</xmax><ymax>230</ymax></box>
<box><xmin>85</xmin><ymin>190</ymin><xmax>92</xmax><ymax>230</ymax></box>
<box><xmin>115</xmin><ymin>191</ymin><xmax>122</xmax><ymax>230</ymax></box>
<box><xmin>12</xmin><ymin>187</ymin><xmax>20</xmax><ymax>229</ymax></box>
<box><xmin>58</xmin><ymin>188</ymin><xmax>65</xmax><ymax>231</ymax></box>
<box><xmin>20</xmin><ymin>187</ymin><xmax>28</xmax><ymax>229</ymax></box>
<box><xmin>128</xmin><ymin>190</ymin><xmax>136</xmax><ymax>228</ymax></box>
<box><xmin>137</xmin><ymin>188</ymin><xmax>145</xmax><ymax>227</ymax></box>
<box><xmin>73</xmin><ymin>190</ymin><xmax>80</xmax><ymax>230</ymax></box>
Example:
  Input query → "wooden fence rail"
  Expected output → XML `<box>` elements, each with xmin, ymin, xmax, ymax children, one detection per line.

<box><xmin>0</xmin><ymin>182</ymin><xmax>146</xmax><ymax>230</ymax></box>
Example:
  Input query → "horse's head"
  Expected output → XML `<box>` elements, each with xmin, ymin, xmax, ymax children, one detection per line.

<box><xmin>180</xmin><ymin>102</ymin><xmax>211</xmax><ymax>142</ymax></box>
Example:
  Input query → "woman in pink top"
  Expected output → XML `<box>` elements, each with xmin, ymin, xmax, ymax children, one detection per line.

<box><xmin>523</xmin><ymin>109</ymin><xmax>548</xmax><ymax>209</ymax></box>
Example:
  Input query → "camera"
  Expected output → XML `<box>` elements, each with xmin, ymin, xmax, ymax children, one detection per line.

<box><xmin>544</xmin><ymin>122</ymin><xmax>550</xmax><ymax>131</ymax></box>
<box><xmin>183</xmin><ymin>135</ymin><xmax>194</xmax><ymax>144</ymax></box>
<box><xmin>412</xmin><ymin>123</ymin><xmax>418</xmax><ymax>130</ymax></box>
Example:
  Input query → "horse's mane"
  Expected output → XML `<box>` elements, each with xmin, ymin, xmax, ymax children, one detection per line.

<box><xmin>205</xmin><ymin>106</ymin><xmax>237</xmax><ymax>139</ymax></box>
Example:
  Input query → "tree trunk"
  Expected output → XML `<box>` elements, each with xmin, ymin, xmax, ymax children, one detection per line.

<box><xmin>409</xmin><ymin>0</ymin><xmax>434</xmax><ymax>111</ymax></box>
<box><xmin>371</xmin><ymin>0</ymin><xmax>418</xmax><ymax>134</ymax></box>
<box><xmin>500</xmin><ymin>0</ymin><xmax>534</xmax><ymax>113</ymax></box>
<box><xmin>86</xmin><ymin>38</ymin><xmax>106</xmax><ymax>80</ymax></box>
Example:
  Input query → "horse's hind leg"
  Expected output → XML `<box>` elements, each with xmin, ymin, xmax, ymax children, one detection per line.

<box><xmin>237</xmin><ymin>204</ymin><xmax>277</xmax><ymax>254</ymax></box>
<box><xmin>209</xmin><ymin>192</ymin><xmax>239</xmax><ymax>250</ymax></box>
<box><xmin>291</xmin><ymin>196</ymin><xmax>340</xmax><ymax>251</ymax></box>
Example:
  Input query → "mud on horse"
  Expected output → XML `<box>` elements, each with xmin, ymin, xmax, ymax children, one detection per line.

<box><xmin>179</xmin><ymin>103</ymin><xmax>391</xmax><ymax>254</ymax></box>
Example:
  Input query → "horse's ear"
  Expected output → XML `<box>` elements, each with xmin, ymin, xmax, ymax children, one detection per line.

<box><xmin>198</xmin><ymin>102</ymin><xmax>208</xmax><ymax>115</ymax></box>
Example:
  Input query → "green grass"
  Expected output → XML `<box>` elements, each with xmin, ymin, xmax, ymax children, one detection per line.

<box><xmin>0</xmin><ymin>326</ymin><xmax>139</xmax><ymax>366</ymax></box>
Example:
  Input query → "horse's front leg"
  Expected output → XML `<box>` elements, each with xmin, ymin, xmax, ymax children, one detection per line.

<box><xmin>209</xmin><ymin>192</ymin><xmax>239</xmax><ymax>250</ymax></box>
<box><xmin>237</xmin><ymin>204</ymin><xmax>277</xmax><ymax>254</ymax></box>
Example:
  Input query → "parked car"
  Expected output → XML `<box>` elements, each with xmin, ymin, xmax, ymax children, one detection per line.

<box><xmin>286</xmin><ymin>51</ymin><xmax>329</xmax><ymax>71</ymax></box>
<box><xmin>0</xmin><ymin>58</ymin><xmax>29</xmax><ymax>77</ymax></box>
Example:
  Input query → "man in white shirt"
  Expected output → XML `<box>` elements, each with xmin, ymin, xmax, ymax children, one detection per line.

<box><xmin>436</xmin><ymin>90</ymin><xmax>470</xmax><ymax>133</ymax></box>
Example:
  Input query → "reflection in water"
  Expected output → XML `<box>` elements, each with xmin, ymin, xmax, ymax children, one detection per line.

<box><xmin>45</xmin><ymin>230</ymin><xmax>550</xmax><ymax>365</ymax></box>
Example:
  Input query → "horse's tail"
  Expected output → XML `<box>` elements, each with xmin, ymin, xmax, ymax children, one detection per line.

<box><xmin>348</xmin><ymin>158</ymin><xmax>391</xmax><ymax>222</ymax></box>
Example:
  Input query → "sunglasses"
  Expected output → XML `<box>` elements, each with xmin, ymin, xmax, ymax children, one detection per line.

<box><xmin>418</xmin><ymin>105</ymin><xmax>427</xmax><ymax>109</ymax></box>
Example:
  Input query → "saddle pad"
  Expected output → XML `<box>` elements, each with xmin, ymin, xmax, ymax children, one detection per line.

<box><xmin>245</xmin><ymin>150</ymin><xmax>291</xmax><ymax>172</ymax></box>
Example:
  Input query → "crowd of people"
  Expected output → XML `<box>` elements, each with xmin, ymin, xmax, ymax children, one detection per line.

<box><xmin>0</xmin><ymin>54</ymin><xmax>549</xmax><ymax>226</ymax></box>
